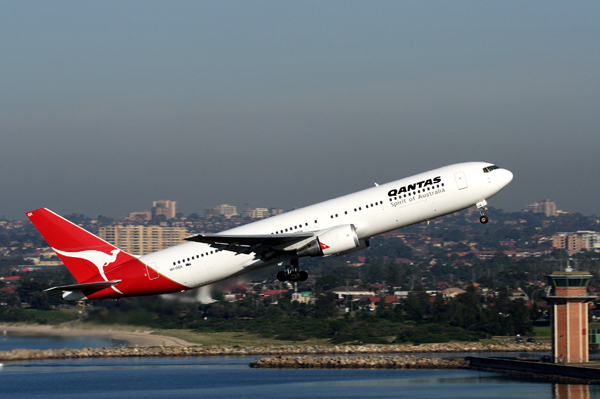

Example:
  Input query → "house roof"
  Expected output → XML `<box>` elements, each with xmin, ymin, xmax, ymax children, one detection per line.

<box><xmin>0</xmin><ymin>276</ymin><xmax>21</xmax><ymax>281</ymax></box>
<box><xmin>439</xmin><ymin>287</ymin><xmax>466</xmax><ymax>295</ymax></box>
<box><xmin>260</xmin><ymin>289</ymin><xmax>288</xmax><ymax>296</ymax></box>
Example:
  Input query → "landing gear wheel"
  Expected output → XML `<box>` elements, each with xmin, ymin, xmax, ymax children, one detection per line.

<box><xmin>277</xmin><ymin>271</ymin><xmax>288</xmax><ymax>282</ymax></box>
<box><xmin>298</xmin><ymin>271</ymin><xmax>308</xmax><ymax>282</ymax></box>
<box><xmin>476</xmin><ymin>200</ymin><xmax>489</xmax><ymax>224</ymax></box>
<box><xmin>289</xmin><ymin>271</ymin><xmax>300</xmax><ymax>282</ymax></box>
<box><xmin>278</xmin><ymin>257</ymin><xmax>306</xmax><ymax>283</ymax></box>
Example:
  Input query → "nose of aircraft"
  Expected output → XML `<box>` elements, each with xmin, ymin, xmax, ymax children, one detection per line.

<box><xmin>498</xmin><ymin>168</ymin><xmax>514</xmax><ymax>187</ymax></box>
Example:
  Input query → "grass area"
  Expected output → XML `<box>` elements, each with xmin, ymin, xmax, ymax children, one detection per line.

<box><xmin>150</xmin><ymin>329</ymin><xmax>333</xmax><ymax>346</ymax></box>
<box><xmin>2</xmin><ymin>308</ymin><xmax>81</xmax><ymax>325</ymax></box>
<box><xmin>533</xmin><ymin>325</ymin><xmax>551</xmax><ymax>340</ymax></box>
<box><xmin>484</xmin><ymin>326</ymin><xmax>550</xmax><ymax>343</ymax></box>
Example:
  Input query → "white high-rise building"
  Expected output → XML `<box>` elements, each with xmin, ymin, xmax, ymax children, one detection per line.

<box><xmin>152</xmin><ymin>200</ymin><xmax>177</xmax><ymax>219</ymax></box>
<box><xmin>205</xmin><ymin>204</ymin><xmax>238</xmax><ymax>218</ymax></box>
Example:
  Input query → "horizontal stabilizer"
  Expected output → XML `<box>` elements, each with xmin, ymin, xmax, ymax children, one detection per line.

<box><xmin>43</xmin><ymin>279</ymin><xmax>122</xmax><ymax>293</ymax></box>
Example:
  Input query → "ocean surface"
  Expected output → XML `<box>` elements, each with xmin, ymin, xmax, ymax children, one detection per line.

<box><xmin>1</xmin><ymin>335</ymin><xmax>599</xmax><ymax>399</ymax></box>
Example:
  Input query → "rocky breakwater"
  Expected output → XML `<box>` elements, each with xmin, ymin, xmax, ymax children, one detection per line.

<box><xmin>250</xmin><ymin>355</ymin><xmax>469</xmax><ymax>369</ymax></box>
<box><xmin>0</xmin><ymin>341</ymin><xmax>548</xmax><ymax>362</ymax></box>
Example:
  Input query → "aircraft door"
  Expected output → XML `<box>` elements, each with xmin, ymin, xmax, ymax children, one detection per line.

<box><xmin>454</xmin><ymin>171</ymin><xmax>468</xmax><ymax>190</ymax></box>
<box><xmin>146</xmin><ymin>262</ymin><xmax>159</xmax><ymax>280</ymax></box>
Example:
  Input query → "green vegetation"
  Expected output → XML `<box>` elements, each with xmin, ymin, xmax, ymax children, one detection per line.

<box><xmin>532</xmin><ymin>325</ymin><xmax>551</xmax><ymax>340</ymax></box>
<box><xmin>44</xmin><ymin>285</ymin><xmax>530</xmax><ymax>344</ymax></box>
<box><xmin>0</xmin><ymin>284</ymin><xmax>536</xmax><ymax>345</ymax></box>
<box><xmin>0</xmin><ymin>308</ymin><xmax>79</xmax><ymax>325</ymax></box>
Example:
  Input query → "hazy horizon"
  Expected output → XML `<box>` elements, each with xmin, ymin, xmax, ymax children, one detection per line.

<box><xmin>2</xmin><ymin>2</ymin><xmax>599</xmax><ymax>220</ymax></box>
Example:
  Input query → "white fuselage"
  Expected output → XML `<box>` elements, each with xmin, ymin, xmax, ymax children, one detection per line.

<box><xmin>139</xmin><ymin>162</ymin><xmax>513</xmax><ymax>289</ymax></box>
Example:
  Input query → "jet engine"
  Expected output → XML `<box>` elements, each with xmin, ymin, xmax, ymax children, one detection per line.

<box><xmin>296</xmin><ymin>224</ymin><xmax>364</xmax><ymax>257</ymax></box>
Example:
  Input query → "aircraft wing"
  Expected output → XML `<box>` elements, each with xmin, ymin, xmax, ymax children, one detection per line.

<box><xmin>184</xmin><ymin>232</ymin><xmax>315</xmax><ymax>258</ymax></box>
<box><xmin>43</xmin><ymin>279</ymin><xmax>123</xmax><ymax>292</ymax></box>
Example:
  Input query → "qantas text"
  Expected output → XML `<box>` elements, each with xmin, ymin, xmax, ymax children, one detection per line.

<box><xmin>387</xmin><ymin>176</ymin><xmax>442</xmax><ymax>197</ymax></box>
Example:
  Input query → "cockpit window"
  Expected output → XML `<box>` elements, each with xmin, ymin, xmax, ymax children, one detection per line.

<box><xmin>483</xmin><ymin>165</ymin><xmax>500</xmax><ymax>173</ymax></box>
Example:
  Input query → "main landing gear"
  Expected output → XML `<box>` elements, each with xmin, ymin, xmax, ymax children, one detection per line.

<box><xmin>276</xmin><ymin>258</ymin><xmax>308</xmax><ymax>282</ymax></box>
<box><xmin>476</xmin><ymin>199</ymin><xmax>489</xmax><ymax>224</ymax></box>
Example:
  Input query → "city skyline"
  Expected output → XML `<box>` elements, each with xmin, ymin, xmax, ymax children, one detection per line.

<box><xmin>2</xmin><ymin>2</ymin><xmax>599</xmax><ymax>220</ymax></box>
<box><xmin>1</xmin><ymin>197</ymin><xmax>587</xmax><ymax>222</ymax></box>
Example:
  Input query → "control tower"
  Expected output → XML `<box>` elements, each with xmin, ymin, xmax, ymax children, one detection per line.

<box><xmin>545</xmin><ymin>264</ymin><xmax>596</xmax><ymax>363</ymax></box>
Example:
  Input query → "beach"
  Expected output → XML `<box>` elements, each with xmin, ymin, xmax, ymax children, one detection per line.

<box><xmin>0</xmin><ymin>323</ymin><xmax>196</xmax><ymax>347</ymax></box>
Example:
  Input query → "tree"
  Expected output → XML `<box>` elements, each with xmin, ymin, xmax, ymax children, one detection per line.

<box><xmin>16</xmin><ymin>279</ymin><xmax>46</xmax><ymax>305</ymax></box>
<box><xmin>0</xmin><ymin>233</ymin><xmax>10</xmax><ymax>247</ymax></box>
<box><xmin>29</xmin><ymin>292</ymin><xmax>50</xmax><ymax>310</ymax></box>
<box><xmin>385</xmin><ymin>263</ymin><xmax>402</xmax><ymax>287</ymax></box>
<box><xmin>364</xmin><ymin>262</ymin><xmax>385</xmax><ymax>284</ymax></box>
<box><xmin>315</xmin><ymin>274</ymin><xmax>343</xmax><ymax>292</ymax></box>
<box><xmin>0</xmin><ymin>291</ymin><xmax>21</xmax><ymax>308</ymax></box>
<box><xmin>313</xmin><ymin>293</ymin><xmax>338</xmax><ymax>319</ymax></box>
<box><xmin>404</xmin><ymin>288</ymin><xmax>431</xmax><ymax>322</ymax></box>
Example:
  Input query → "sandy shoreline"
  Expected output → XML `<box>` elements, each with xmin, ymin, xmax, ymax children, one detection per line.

<box><xmin>0</xmin><ymin>324</ymin><xmax>197</xmax><ymax>347</ymax></box>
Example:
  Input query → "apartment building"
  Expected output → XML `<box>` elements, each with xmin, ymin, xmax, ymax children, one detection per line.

<box><xmin>152</xmin><ymin>200</ymin><xmax>177</xmax><ymax>219</ymax></box>
<box><xmin>99</xmin><ymin>224</ymin><xmax>188</xmax><ymax>255</ymax></box>
<box><xmin>552</xmin><ymin>231</ymin><xmax>600</xmax><ymax>252</ymax></box>
<box><xmin>204</xmin><ymin>204</ymin><xmax>238</xmax><ymax>218</ymax></box>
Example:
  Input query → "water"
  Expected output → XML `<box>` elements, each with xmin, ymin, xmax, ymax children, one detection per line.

<box><xmin>0</xmin><ymin>336</ymin><xmax>597</xmax><ymax>399</ymax></box>
<box><xmin>3</xmin><ymin>356</ymin><xmax>599</xmax><ymax>399</ymax></box>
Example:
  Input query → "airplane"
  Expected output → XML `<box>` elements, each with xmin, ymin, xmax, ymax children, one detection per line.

<box><xmin>27</xmin><ymin>162</ymin><xmax>512</xmax><ymax>301</ymax></box>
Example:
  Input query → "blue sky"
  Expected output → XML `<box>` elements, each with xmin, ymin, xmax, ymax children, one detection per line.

<box><xmin>1</xmin><ymin>1</ymin><xmax>599</xmax><ymax>219</ymax></box>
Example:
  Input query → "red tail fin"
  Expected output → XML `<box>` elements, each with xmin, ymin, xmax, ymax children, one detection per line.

<box><xmin>27</xmin><ymin>208</ymin><xmax>137</xmax><ymax>284</ymax></box>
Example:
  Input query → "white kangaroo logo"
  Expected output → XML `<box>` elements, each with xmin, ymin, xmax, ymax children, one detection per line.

<box><xmin>52</xmin><ymin>248</ymin><xmax>123</xmax><ymax>294</ymax></box>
